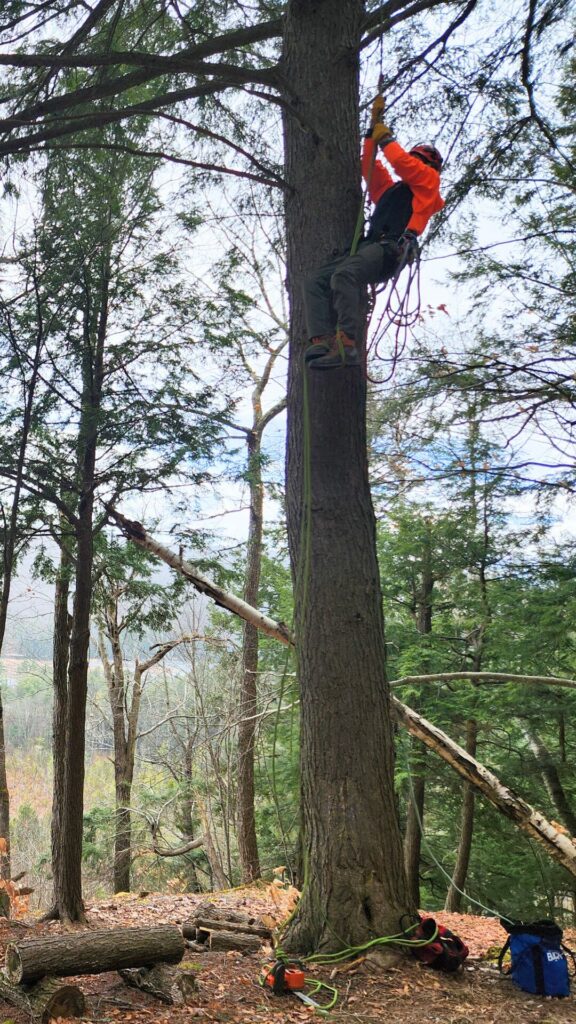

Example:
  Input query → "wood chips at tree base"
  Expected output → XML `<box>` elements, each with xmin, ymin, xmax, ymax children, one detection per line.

<box><xmin>0</xmin><ymin>891</ymin><xmax>574</xmax><ymax>1023</ymax></box>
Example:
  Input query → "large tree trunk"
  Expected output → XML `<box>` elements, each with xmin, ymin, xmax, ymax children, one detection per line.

<box><xmin>445</xmin><ymin>718</ymin><xmax>478</xmax><ymax>911</ymax></box>
<box><xmin>281</xmin><ymin>0</ymin><xmax>411</xmax><ymax>951</ymax></box>
<box><xmin>0</xmin><ymin>972</ymin><xmax>85</xmax><ymax>1022</ymax></box>
<box><xmin>58</xmin><ymin>514</ymin><xmax>94</xmax><ymax>922</ymax></box>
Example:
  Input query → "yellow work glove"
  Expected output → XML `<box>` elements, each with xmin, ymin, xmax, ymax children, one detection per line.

<box><xmin>372</xmin><ymin>122</ymin><xmax>394</xmax><ymax>146</ymax></box>
<box><xmin>370</xmin><ymin>94</ymin><xmax>385</xmax><ymax>126</ymax></box>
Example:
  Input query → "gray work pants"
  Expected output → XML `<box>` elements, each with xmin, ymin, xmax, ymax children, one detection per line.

<box><xmin>303</xmin><ymin>239</ymin><xmax>399</xmax><ymax>341</ymax></box>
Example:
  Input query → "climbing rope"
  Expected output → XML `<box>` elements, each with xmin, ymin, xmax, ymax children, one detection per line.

<box><xmin>404</xmin><ymin>748</ymin><xmax>513</xmax><ymax>923</ymax></box>
<box><xmin>366</xmin><ymin>249</ymin><xmax>422</xmax><ymax>384</ymax></box>
<box><xmin>264</xmin><ymin>920</ymin><xmax>442</xmax><ymax>1012</ymax></box>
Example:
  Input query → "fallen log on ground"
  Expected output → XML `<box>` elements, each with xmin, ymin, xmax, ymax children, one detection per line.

<box><xmin>0</xmin><ymin>971</ymin><xmax>85</xmax><ymax>1021</ymax></box>
<box><xmin>5</xmin><ymin>925</ymin><xmax>185</xmax><ymax>985</ymax></box>
<box><xmin>182</xmin><ymin>916</ymin><xmax>271</xmax><ymax>941</ymax></box>
<box><xmin>196</xmin><ymin>928</ymin><xmax>263</xmax><ymax>953</ymax></box>
<box><xmin>119</xmin><ymin>964</ymin><xmax>197</xmax><ymax>1005</ymax></box>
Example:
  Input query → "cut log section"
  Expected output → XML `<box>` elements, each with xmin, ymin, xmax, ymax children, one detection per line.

<box><xmin>197</xmin><ymin>928</ymin><xmax>263</xmax><ymax>953</ymax></box>
<box><xmin>183</xmin><ymin>917</ymin><xmax>271</xmax><ymax>941</ymax></box>
<box><xmin>5</xmin><ymin>925</ymin><xmax>185</xmax><ymax>985</ymax></box>
<box><xmin>182</xmin><ymin>905</ymin><xmax>272</xmax><ymax>953</ymax></box>
<box><xmin>119</xmin><ymin>964</ymin><xmax>197</xmax><ymax>1005</ymax></box>
<box><xmin>0</xmin><ymin>971</ymin><xmax>85</xmax><ymax>1022</ymax></box>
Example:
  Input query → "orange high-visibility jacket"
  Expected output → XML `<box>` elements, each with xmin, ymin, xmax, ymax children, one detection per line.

<box><xmin>361</xmin><ymin>137</ymin><xmax>444</xmax><ymax>236</ymax></box>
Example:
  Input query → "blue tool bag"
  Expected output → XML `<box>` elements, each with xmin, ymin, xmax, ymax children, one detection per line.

<box><xmin>498</xmin><ymin>919</ymin><xmax>574</xmax><ymax>997</ymax></box>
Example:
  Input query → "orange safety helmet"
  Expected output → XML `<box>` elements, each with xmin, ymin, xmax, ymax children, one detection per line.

<box><xmin>410</xmin><ymin>144</ymin><xmax>443</xmax><ymax>172</ymax></box>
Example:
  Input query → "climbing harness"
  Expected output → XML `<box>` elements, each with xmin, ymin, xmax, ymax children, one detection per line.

<box><xmin>407</xmin><ymin>915</ymin><xmax>469</xmax><ymax>972</ymax></box>
<box><xmin>323</xmin><ymin>79</ymin><xmax>423</xmax><ymax>379</ymax></box>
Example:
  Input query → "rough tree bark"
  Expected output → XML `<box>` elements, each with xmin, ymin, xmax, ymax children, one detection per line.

<box><xmin>56</xmin><ymin>240</ymin><xmax>109</xmax><ymax>922</ymax></box>
<box><xmin>5</xmin><ymin>926</ymin><xmax>184</xmax><ymax>984</ymax></box>
<box><xmin>280</xmin><ymin>0</ymin><xmax>412</xmax><ymax>950</ymax></box>
<box><xmin>0</xmin><ymin>972</ymin><xmax>85</xmax><ymax>1022</ymax></box>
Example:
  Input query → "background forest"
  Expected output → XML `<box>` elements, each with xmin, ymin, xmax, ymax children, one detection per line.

<box><xmin>0</xmin><ymin>0</ymin><xmax>575</xmax><ymax>935</ymax></box>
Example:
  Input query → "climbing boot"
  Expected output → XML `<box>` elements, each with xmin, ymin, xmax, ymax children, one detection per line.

<box><xmin>309</xmin><ymin>332</ymin><xmax>359</xmax><ymax>370</ymax></box>
<box><xmin>304</xmin><ymin>334</ymin><xmax>335</xmax><ymax>364</ymax></box>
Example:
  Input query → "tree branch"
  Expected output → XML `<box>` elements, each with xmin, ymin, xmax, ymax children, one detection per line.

<box><xmin>107</xmin><ymin>507</ymin><xmax>293</xmax><ymax>646</ymax></box>
<box><xmin>361</xmin><ymin>0</ymin><xmax>460</xmax><ymax>48</ymax></box>
<box><xmin>46</xmin><ymin>140</ymin><xmax>286</xmax><ymax>190</ymax></box>
<box><xmin>391</xmin><ymin>671</ymin><xmax>576</xmax><ymax>691</ymax></box>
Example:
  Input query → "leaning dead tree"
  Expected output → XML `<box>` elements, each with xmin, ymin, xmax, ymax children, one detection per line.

<box><xmin>111</xmin><ymin>512</ymin><xmax>576</xmax><ymax>878</ymax></box>
<box><xmin>394</xmin><ymin>701</ymin><xmax>576</xmax><ymax>876</ymax></box>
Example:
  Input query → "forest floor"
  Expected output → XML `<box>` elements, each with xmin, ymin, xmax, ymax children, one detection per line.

<box><xmin>0</xmin><ymin>885</ymin><xmax>575</xmax><ymax>1024</ymax></box>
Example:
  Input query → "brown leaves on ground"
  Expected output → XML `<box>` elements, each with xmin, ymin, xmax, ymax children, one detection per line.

<box><xmin>0</xmin><ymin>890</ymin><xmax>574</xmax><ymax>1023</ymax></box>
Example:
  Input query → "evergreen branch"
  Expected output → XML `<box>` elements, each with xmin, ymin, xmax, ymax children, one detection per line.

<box><xmin>158</xmin><ymin>111</ymin><xmax>290</xmax><ymax>190</ymax></box>
<box><xmin>0</xmin><ymin>17</ymin><xmax>284</xmax><ymax>73</ymax></box>
<box><xmin>391</xmin><ymin>671</ymin><xmax>576</xmax><ymax>690</ymax></box>
<box><xmin>0</xmin><ymin>76</ymin><xmax>276</xmax><ymax>158</ymax></box>
<box><xmin>46</xmin><ymin>140</ymin><xmax>287</xmax><ymax>190</ymax></box>
<box><xmin>361</xmin><ymin>0</ymin><xmax>460</xmax><ymax>48</ymax></box>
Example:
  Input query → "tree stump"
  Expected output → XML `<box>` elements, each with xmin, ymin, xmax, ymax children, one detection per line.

<box><xmin>0</xmin><ymin>971</ymin><xmax>85</xmax><ymax>1022</ymax></box>
<box><xmin>119</xmin><ymin>964</ymin><xmax>197</xmax><ymax>1005</ymax></box>
<box><xmin>5</xmin><ymin>925</ymin><xmax>184</xmax><ymax>984</ymax></box>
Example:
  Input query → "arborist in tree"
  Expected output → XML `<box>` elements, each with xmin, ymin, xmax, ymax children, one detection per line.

<box><xmin>303</xmin><ymin>96</ymin><xmax>444</xmax><ymax>370</ymax></box>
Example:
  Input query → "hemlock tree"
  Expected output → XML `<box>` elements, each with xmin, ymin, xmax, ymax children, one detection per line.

<box><xmin>4</xmin><ymin>133</ymin><xmax>219</xmax><ymax>921</ymax></box>
<box><xmin>0</xmin><ymin>0</ymin><xmax>567</xmax><ymax>947</ymax></box>
<box><xmin>280</xmin><ymin>3</ymin><xmax>412</xmax><ymax>949</ymax></box>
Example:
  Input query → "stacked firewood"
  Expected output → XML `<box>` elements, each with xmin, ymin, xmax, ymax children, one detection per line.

<box><xmin>183</xmin><ymin>900</ymin><xmax>273</xmax><ymax>953</ymax></box>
